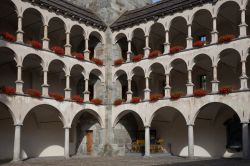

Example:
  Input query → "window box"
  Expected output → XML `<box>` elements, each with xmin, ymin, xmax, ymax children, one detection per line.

<box><xmin>193</xmin><ymin>89</ymin><xmax>207</xmax><ymax>97</ymax></box>
<box><xmin>132</xmin><ymin>54</ymin><xmax>143</xmax><ymax>62</ymax></box>
<box><xmin>150</xmin><ymin>94</ymin><xmax>163</xmax><ymax>102</ymax></box>
<box><xmin>114</xmin><ymin>59</ymin><xmax>124</xmax><ymax>66</ymax></box>
<box><xmin>26</xmin><ymin>89</ymin><xmax>42</xmax><ymax>98</ymax></box>
<box><xmin>113</xmin><ymin>99</ymin><xmax>123</xmax><ymax>106</ymax></box>
<box><xmin>72</xmin><ymin>52</ymin><xmax>84</xmax><ymax>61</ymax></box>
<box><xmin>131</xmin><ymin>97</ymin><xmax>141</xmax><ymax>104</ymax></box>
<box><xmin>170</xmin><ymin>92</ymin><xmax>184</xmax><ymax>100</ymax></box>
<box><xmin>49</xmin><ymin>92</ymin><xmax>64</xmax><ymax>101</ymax></box>
<box><xmin>1</xmin><ymin>86</ymin><xmax>16</xmax><ymax>95</ymax></box>
<box><xmin>72</xmin><ymin>95</ymin><xmax>84</xmax><ymax>104</ymax></box>
<box><xmin>219</xmin><ymin>86</ymin><xmax>233</xmax><ymax>95</ymax></box>
<box><xmin>91</xmin><ymin>58</ymin><xmax>103</xmax><ymax>66</ymax></box>
<box><xmin>0</xmin><ymin>32</ymin><xmax>16</xmax><ymax>42</ymax></box>
<box><xmin>149</xmin><ymin>50</ymin><xmax>161</xmax><ymax>59</ymax></box>
<box><xmin>91</xmin><ymin>98</ymin><xmax>103</xmax><ymax>105</ymax></box>
<box><xmin>170</xmin><ymin>46</ymin><xmax>184</xmax><ymax>54</ymax></box>
<box><xmin>51</xmin><ymin>46</ymin><xmax>65</xmax><ymax>56</ymax></box>
<box><xmin>218</xmin><ymin>35</ymin><xmax>235</xmax><ymax>44</ymax></box>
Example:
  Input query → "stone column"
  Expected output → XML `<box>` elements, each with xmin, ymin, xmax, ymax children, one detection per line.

<box><xmin>188</xmin><ymin>124</ymin><xmax>194</xmax><ymax>158</ymax></box>
<box><xmin>16</xmin><ymin>16</ymin><xmax>24</xmax><ymax>43</ymax></box>
<box><xmin>144</xmin><ymin>126</ymin><xmax>151</xmax><ymax>157</ymax></box>
<box><xmin>211</xmin><ymin>17</ymin><xmax>218</xmax><ymax>44</ymax></box>
<box><xmin>186</xmin><ymin>69</ymin><xmax>194</xmax><ymax>96</ymax></box>
<box><xmin>42</xmin><ymin>69</ymin><xmax>49</xmax><ymax>97</ymax></box>
<box><xmin>239</xmin><ymin>9</ymin><xmax>248</xmax><ymax>38</ymax></box>
<box><xmin>242</xmin><ymin>122</ymin><xmax>249</xmax><ymax>159</ymax></box>
<box><xmin>144</xmin><ymin>77</ymin><xmax>151</xmax><ymax>100</ymax></box>
<box><xmin>240</xmin><ymin>60</ymin><xmax>248</xmax><ymax>90</ymax></box>
<box><xmin>16</xmin><ymin>65</ymin><xmax>23</xmax><ymax>94</ymax></box>
<box><xmin>84</xmin><ymin>38</ymin><xmax>90</xmax><ymax>60</ymax></box>
<box><xmin>65</xmin><ymin>74</ymin><xmax>71</xmax><ymax>100</ymax></box>
<box><xmin>186</xmin><ymin>24</ymin><xmax>193</xmax><ymax>49</ymax></box>
<box><xmin>84</xmin><ymin>78</ymin><xmax>90</xmax><ymax>102</ymax></box>
<box><xmin>65</xmin><ymin>32</ymin><xmax>72</xmax><ymax>56</ymax></box>
<box><xmin>64</xmin><ymin>127</ymin><xmax>70</xmax><ymax>159</ymax></box>
<box><xmin>126</xmin><ymin>78</ymin><xmax>133</xmax><ymax>102</ymax></box>
<box><xmin>163</xmin><ymin>30</ymin><xmax>170</xmax><ymax>54</ymax></box>
<box><xmin>13</xmin><ymin>125</ymin><xmax>22</xmax><ymax>162</ymax></box>
<box><xmin>127</xmin><ymin>40</ymin><xmax>132</xmax><ymax>62</ymax></box>
<box><xmin>144</xmin><ymin>35</ymin><xmax>150</xmax><ymax>58</ymax></box>
<box><xmin>164</xmin><ymin>73</ymin><xmax>171</xmax><ymax>98</ymax></box>
<box><xmin>42</xmin><ymin>24</ymin><xmax>49</xmax><ymax>50</ymax></box>
<box><xmin>211</xmin><ymin>65</ymin><xmax>219</xmax><ymax>93</ymax></box>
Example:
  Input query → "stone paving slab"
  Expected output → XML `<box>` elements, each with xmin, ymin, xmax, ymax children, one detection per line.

<box><xmin>1</xmin><ymin>156</ymin><xmax>250</xmax><ymax>166</ymax></box>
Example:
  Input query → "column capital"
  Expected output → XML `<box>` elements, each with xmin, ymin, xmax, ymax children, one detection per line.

<box><xmin>144</xmin><ymin>125</ymin><xmax>150</xmax><ymax>128</ymax></box>
<box><xmin>64</xmin><ymin>126</ymin><xmax>71</xmax><ymax>129</ymax></box>
<box><xmin>14</xmin><ymin>123</ymin><xmax>23</xmax><ymax>127</ymax></box>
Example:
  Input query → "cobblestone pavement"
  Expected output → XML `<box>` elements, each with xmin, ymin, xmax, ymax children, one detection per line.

<box><xmin>1</xmin><ymin>156</ymin><xmax>250</xmax><ymax>166</ymax></box>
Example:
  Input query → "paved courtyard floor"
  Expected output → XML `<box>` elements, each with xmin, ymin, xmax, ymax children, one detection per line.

<box><xmin>1</xmin><ymin>156</ymin><xmax>250</xmax><ymax>166</ymax></box>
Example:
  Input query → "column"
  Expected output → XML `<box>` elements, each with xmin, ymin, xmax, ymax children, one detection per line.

<box><xmin>144</xmin><ymin>35</ymin><xmax>150</xmax><ymax>58</ymax></box>
<box><xmin>16</xmin><ymin>16</ymin><xmax>24</xmax><ymax>43</ymax></box>
<box><xmin>126</xmin><ymin>79</ymin><xmax>132</xmax><ymax>102</ymax></box>
<box><xmin>42</xmin><ymin>69</ymin><xmax>49</xmax><ymax>97</ymax></box>
<box><xmin>144</xmin><ymin>77</ymin><xmax>151</xmax><ymax>100</ymax></box>
<box><xmin>13</xmin><ymin>125</ymin><xmax>22</xmax><ymax>162</ymax></box>
<box><xmin>64</xmin><ymin>74</ymin><xmax>71</xmax><ymax>100</ymax></box>
<box><xmin>164</xmin><ymin>73</ymin><xmax>171</xmax><ymax>98</ymax></box>
<box><xmin>240</xmin><ymin>60</ymin><xmax>248</xmax><ymax>90</ymax></box>
<box><xmin>242</xmin><ymin>122</ymin><xmax>249</xmax><ymax>159</ymax></box>
<box><xmin>211</xmin><ymin>17</ymin><xmax>218</xmax><ymax>43</ymax></box>
<box><xmin>186</xmin><ymin>69</ymin><xmax>194</xmax><ymax>95</ymax></box>
<box><xmin>186</xmin><ymin>24</ymin><xmax>193</xmax><ymax>49</ymax></box>
<box><xmin>64</xmin><ymin>127</ymin><xmax>70</xmax><ymax>159</ymax></box>
<box><xmin>239</xmin><ymin>9</ymin><xmax>248</xmax><ymax>38</ymax></box>
<box><xmin>188</xmin><ymin>124</ymin><xmax>194</xmax><ymax>158</ymax></box>
<box><xmin>127</xmin><ymin>40</ymin><xmax>132</xmax><ymax>62</ymax></box>
<box><xmin>84</xmin><ymin>38</ymin><xmax>90</xmax><ymax>61</ymax></box>
<box><xmin>211</xmin><ymin>65</ymin><xmax>219</xmax><ymax>93</ymax></box>
<box><xmin>15</xmin><ymin>65</ymin><xmax>23</xmax><ymax>94</ymax></box>
<box><xmin>42</xmin><ymin>24</ymin><xmax>49</xmax><ymax>50</ymax></box>
<box><xmin>144</xmin><ymin>126</ymin><xmax>151</xmax><ymax>157</ymax></box>
<box><xmin>163</xmin><ymin>30</ymin><xmax>170</xmax><ymax>54</ymax></box>
<box><xmin>84</xmin><ymin>78</ymin><xmax>90</xmax><ymax>102</ymax></box>
<box><xmin>65</xmin><ymin>32</ymin><xmax>71</xmax><ymax>56</ymax></box>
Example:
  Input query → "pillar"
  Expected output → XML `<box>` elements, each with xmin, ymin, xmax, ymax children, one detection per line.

<box><xmin>84</xmin><ymin>78</ymin><xmax>90</xmax><ymax>102</ymax></box>
<box><xmin>242</xmin><ymin>122</ymin><xmax>249</xmax><ymax>159</ymax></box>
<box><xmin>188</xmin><ymin>124</ymin><xmax>194</xmax><ymax>158</ymax></box>
<box><xmin>240</xmin><ymin>60</ymin><xmax>248</xmax><ymax>90</ymax></box>
<box><xmin>84</xmin><ymin>38</ymin><xmax>90</xmax><ymax>60</ymax></box>
<box><xmin>16</xmin><ymin>16</ymin><xmax>24</xmax><ymax>43</ymax></box>
<box><xmin>239</xmin><ymin>9</ymin><xmax>248</xmax><ymax>38</ymax></box>
<box><xmin>186</xmin><ymin>69</ymin><xmax>194</xmax><ymax>96</ymax></box>
<box><xmin>211</xmin><ymin>17</ymin><xmax>218</xmax><ymax>44</ymax></box>
<box><xmin>211</xmin><ymin>65</ymin><xmax>219</xmax><ymax>93</ymax></box>
<box><xmin>13</xmin><ymin>125</ymin><xmax>22</xmax><ymax>162</ymax></box>
<box><xmin>186</xmin><ymin>24</ymin><xmax>193</xmax><ymax>49</ymax></box>
<box><xmin>164</xmin><ymin>30</ymin><xmax>170</xmax><ymax>54</ymax></box>
<box><xmin>144</xmin><ymin>126</ymin><xmax>151</xmax><ymax>157</ymax></box>
<box><xmin>65</xmin><ymin>32</ymin><xmax>71</xmax><ymax>56</ymax></box>
<box><xmin>42</xmin><ymin>69</ymin><xmax>49</xmax><ymax>97</ymax></box>
<box><xmin>144</xmin><ymin>35</ymin><xmax>150</xmax><ymax>58</ymax></box>
<box><xmin>126</xmin><ymin>79</ymin><xmax>132</xmax><ymax>102</ymax></box>
<box><xmin>42</xmin><ymin>24</ymin><xmax>49</xmax><ymax>50</ymax></box>
<box><xmin>144</xmin><ymin>77</ymin><xmax>150</xmax><ymax>100</ymax></box>
<box><xmin>15</xmin><ymin>65</ymin><xmax>23</xmax><ymax>94</ymax></box>
<box><xmin>65</xmin><ymin>75</ymin><xmax>71</xmax><ymax>100</ymax></box>
<box><xmin>64</xmin><ymin>127</ymin><xmax>70</xmax><ymax>159</ymax></box>
<box><xmin>127</xmin><ymin>40</ymin><xmax>132</xmax><ymax>62</ymax></box>
<box><xmin>164</xmin><ymin>73</ymin><xmax>171</xmax><ymax>98</ymax></box>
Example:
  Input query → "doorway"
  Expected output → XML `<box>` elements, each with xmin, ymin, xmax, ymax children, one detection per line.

<box><xmin>86</xmin><ymin>130</ymin><xmax>93</xmax><ymax>154</ymax></box>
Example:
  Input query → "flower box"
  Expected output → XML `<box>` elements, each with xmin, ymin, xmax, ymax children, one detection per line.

<box><xmin>72</xmin><ymin>95</ymin><xmax>84</xmax><ymax>104</ymax></box>
<box><xmin>170</xmin><ymin>92</ymin><xmax>184</xmax><ymax>100</ymax></box>
<box><xmin>30</xmin><ymin>40</ymin><xmax>42</xmax><ymax>49</ymax></box>
<box><xmin>193</xmin><ymin>89</ymin><xmax>207</xmax><ymax>97</ymax></box>
<box><xmin>149</xmin><ymin>50</ymin><xmax>161</xmax><ymax>59</ymax></box>
<box><xmin>91</xmin><ymin>58</ymin><xmax>103</xmax><ymax>66</ymax></box>
<box><xmin>193</xmin><ymin>41</ymin><xmax>205</xmax><ymax>48</ymax></box>
<box><xmin>219</xmin><ymin>86</ymin><xmax>232</xmax><ymax>95</ymax></box>
<box><xmin>72</xmin><ymin>52</ymin><xmax>84</xmax><ymax>61</ymax></box>
<box><xmin>114</xmin><ymin>59</ymin><xmax>124</xmax><ymax>66</ymax></box>
<box><xmin>150</xmin><ymin>94</ymin><xmax>163</xmax><ymax>102</ymax></box>
<box><xmin>1</xmin><ymin>86</ymin><xmax>16</xmax><ymax>95</ymax></box>
<box><xmin>49</xmin><ymin>92</ymin><xmax>65</xmax><ymax>101</ymax></box>
<box><xmin>131</xmin><ymin>97</ymin><xmax>141</xmax><ymax>104</ymax></box>
<box><xmin>170</xmin><ymin>46</ymin><xmax>184</xmax><ymax>54</ymax></box>
<box><xmin>113</xmin><ymin>99</ymin><xmax>123</xmax><ymax>106</ymax></box>
<box><xmin>132</xmin><ymin>54</ymin><xmax>143</xmax><ymax>62</ymax></box>
<box><xmin>91</xmin><ymin>98</ymin><xmax>103</xmax><ymax>105</ymax></box>
<box><xmin>218</xmin><ymin>34</ymin><xmax>235</xmax><ymax>44</ymax></box>
<box><xmin>26</xmin><ymin>89</ymin><xmax>42</xmax><ymax>98</ymax></box>
<box><xmin>51</xmin><ymin>46</ymin><xmax>65</xmax><ymax>56</ymax></box>
<box><xmin>0</xmin><ymin>32</ymin><xmax>16</xmax><ymax>42</ymax></box>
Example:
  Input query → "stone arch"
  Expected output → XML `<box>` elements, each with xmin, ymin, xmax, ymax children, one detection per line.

<box><xmin>131</xmin><ymin>28</ymin><xmax>145</xmax><ymax>56</ymax></box>
<box><xmin>89</xmin><ymin>31</ymin><xmax>103</xmax><ymax>59</ymax></box>
<box><xmin>113</xmin><ymin>69</ymin><xmax>128</xmax><ymax>101</ymax></box>
<box><xmin>149</xmin><ymin>23</ymin><xmax>165</xmax><ymax>53</ymax></box>
<box><xmin>114</xmin><ymin>33</ymin><xmax>128</xmax><ymax>60</ymax></box>
<box><xmin>70</xmin><ymin>25</ymin><xmax>85</xmax><ymax>54</ymax></box>
<box><xmin>48</xmin><ymin>17</ymin><xmax>66</xmax><ymax>48</ymax></box>
<box><xmin>114</xmin><ymin>69</ymin><xmax>127</xmax><ymax>82</ymax></box>
<box><xmin>149</xmin><ymin>63</ymin><xmax>166</xmax><ymax>96</ymax></box>
<box><xmin>70</xmin><ymin>64</ymin><xmax>85</xmax><ymax>97</ymax></box>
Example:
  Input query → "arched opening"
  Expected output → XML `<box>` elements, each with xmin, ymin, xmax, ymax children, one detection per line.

<box><xmin>149</xmin><ymin>23</ymin><xmax>165</xmax><ymax>53</ymax></box>
<box><xmin>71</xmin><ymin>110</ymin><xmax>102</xmax><ymax>156</ymax></box>
<box><xmin>246</xmin><ymin>1</ymin><xmax>250</xmax><ymax>35</ymax></box>
<box><xmin>194</xmin><ymin>102</ymin><xmax>242</xmax><ymax>158</ymax></box>
<box><xmin>70</xmin><ymin>25</ymin><xmax>85</xmax><ymax>55</ymax></box>
<box><xmin>70</xmin><ymin>65</ymin><xmax>85</xmax><ymax>98</ymax></box>
<box><xmin>131</xmin><ymin>67</ymin><xmax>145</xmax><ymax>99</ymax></box>
<box><xmin>115</xmin><ymin>33</ymin><xmax>128</xmax><ymax>61</ymax></box>
<box><xmin>0</xmin><ymin>47</ymin><xmax>16</xmax><ymax>88</ymax></box>
<box><xmin>150</xmin><ymin>107</ymin><xmax>187</xmax><ymax>156</ymax></box>
<box><xmin>114</xmin><ymin>110</ymin><xmax>144</xmax><ymax>155</ymax></box>
<box><xmin>22</xmin><ymin>8</ymin><xmax>43</xmax><ymax>44</ymax></box>
<box><xmin>192</xmin><ymin>9</ymin><xmax>213</xmax><ymax>45</ymax></box>
<box><xmin>48</xmin><ymin>60</ymin><xmax>66</xmax><ymax>96</ymax></box>
<box><xmin>192</xmin><ymin>54</ymin><xmax>213</xmax><ymax>92</ymax></box>
<box><xmin>22</xmin><ymin>54</ymin><xmax>43</xmax><ymax>93</ymax></box>
<box><xmin>170</xmin><ymin>59</ymin><xmax>188</xmax><ymax>95</ymax></box>
<box><xmin>131</xmin><ymin>28</ymin><xmax>145</xmax><ymax>57</ymax></box>
<box><xmin>48</xmin><ymin>17</ymin><xmax>66</xmax><ymax>48</ymax></box>
<box><xmin>0</xmin><ymin>102</ymin><xmax>14</xmax><ymax>161</ymax></box>
<box><xmin>149</xmin><ymin>63</ymin><xmax>165</xmax><ymax>97</ymax></box>
<box><xmin>0</xmin><ymin>0</ymin><xmax>17</xmax><ymax>37</ymax></box>
<box><xmin>114</xmin><ymin>70</ymin><xmax>128</xmax><ymax>101</ymax></box>
<box><xmin>89</xmin><ymin>31</ymin><xmax>102</xmax><ymax>60</ymax></box>
<box><xmin>89</xmin><ymin>69</ymin><xmax>104</xmax><ymax>100</ymax></box>
<box><xmin>169</xmin><ymin>17</ymin><xmax>187</xmax><ymax>49</ymax></box>
<box><xmin>246</xmin><ymin>53</ymin><xmax>250</xmax><ymax>88</ymax></box>
<box><xmin>217</xmin><ymin>1</ymin><xmax>240</xmax><ymax>38</ymax></box>
<box><xmin>22</xmin><ymin>105</ymin><xmax>64</xmax><ymax>159</ymax></box>
<box><xmin>218</xmin><ymin>49</ymin><xmax>241</xmax><ymax>90</ymax></box>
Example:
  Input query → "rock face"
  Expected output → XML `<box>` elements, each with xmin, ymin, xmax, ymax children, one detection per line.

<box><xmin>66</xmin><ymin>0</ymin><xmax>152</xmax><ymax>24</ymax></box>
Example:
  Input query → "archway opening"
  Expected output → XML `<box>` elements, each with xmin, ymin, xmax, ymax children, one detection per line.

<box><xmin>114</xmin><ymin>70</ymin><xmax>128</xmax><ymax>101</ymax></box>
<box><xmin>48</xmin><ymin>17</ymin><xmax>65</xmax><ymax>48</ymax></box>
<box><xmin>70</xmin><ymin>25</ymin><xmax>85</xmax><ymax>55</ymax></box>
<box><xmin>131</xmin><ymin>67</ymin><xmax>145</xmax><ymax>100</ymax></box>
<box><xmin>115</xmin><ymin>33</ymin><xmax>128</xmax><ymax>61</ymax></box>
<box><xmin>89</xmin><ymin>69</ymin><xmax>104</xmax><ymax>100</ymax></box>
<box><xmin>89</xmin><ymin>31</ymin><xmax>102</xmax><ymax>60</ymax></box>
<box><xmin>149</xmin><ymin>63</ymin><xmax>165</xmax><ymax>97</ymax></box>
<box><xmin>131</xmin><ymin>28</ymin><xmax>145</xmax><ymax>57</ymax></box>
<box><xmin>71</xmin><ymin>65</ymin><xmax>85</xmax><ymax>98</ymax></box>
<box><xmin>246</xmin><ymin>54</ymin><xmax>250</xmax><ymax>88</ymax></box>
<box><xmin>149</xmin><ymin>23</ymin><xmax>165</xmax><ymax>53</ymax></box>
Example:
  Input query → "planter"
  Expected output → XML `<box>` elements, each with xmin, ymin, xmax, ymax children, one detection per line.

<box><xmin>72</xmin><ymin>52</ymin><xmax>84</xmax><ymax>61</ymax></box>
<box><xmin>91</xmin><ymin>98</ymin><xmax>103</xmax><ymax>105</ymax></box>
<box><xmin>91</xmin><ymin>58</ymin><xmax>103</xmax><ymax>66</ymax></box>
<box><xmin>150</xmin><ymin>94</ymin><xmax>163</xmax><ymax>102</ymax></box>
<box><xmin>72</xmin><ymin>95</ymin><xmax>84</xmax><ymax>104</ymax></box>
<box><xmin>218</xmin><ymin>35</ymin><xmax>235</xmax><ymax>44</ymax></box>
<box><xmin>131</xmin><ymin>97</ymin><xmax>141</xmax><ymax>104</ymax></box>
<box><xmin>193</xmin><ymin>41</ymin><xmax>205</xmax><ymax>48</ymax></box>
<box><xmin>170</xmin><ymin>92</ymin><xmax>184</xmax><ymax>100</ymax></box>
<box><xmin>114</xmin><ymin>59</ymin><xmax>124</xmax><ymax>66</ymax></box>
<box><xmin>170</xmin><ymin>46</ymin><xmax>184</xmax><ymax>54</ymax></box>
<box><xmin>1</xmin><ymin>86</ymin><xmax>16</xmax><ymax>95</ymax></box>
<box><xmin>149</xmin><ymin>50</ymin><xmax>161</xmax><ymax>59</ymax></box>
<box><xmin>49</xmin><ymin>92</ymin><xmax>65</xmax><ymax>101</ymax></box>
<box><xmin>51</xmin><ymin>46</ymin><xmax>65</xmax><ymax>56</ymax></box>
<box><xmin>132</xmin><ymin>54</ymin><xmax>143</xmax><ymax>62</ymax></box>
<box><xmin>113</xmin><ymin>99</ymin><xmax>123</xmax><ymax>106</ymax></box>
<box><xmin>0</xmin><ymin>32</ymin><xmax>16</xmax><ymax>42</ymax></box>
<box><xmin>219</xmin><ymin>86</ymin><xmax>232</xmax><ymax>95</ymax></box>
<box><xmin>193</xmin><ymin>89</ymin><xmax>207</xmax><ymax>97</ymax></box>
<box><xmin>30</xmin><ymin>40</ymin><xmax>42</xmax><ymax>49</ymax></box>
<box><xmin>26</xmin><ymin>89</ymin><xmax>42</xmax><ymax>98</ymax></box>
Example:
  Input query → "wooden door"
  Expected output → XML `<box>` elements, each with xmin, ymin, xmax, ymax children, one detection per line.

<box><xmin>86</xmin><ymin>130</ymin><xmax>93</xmax><ymax>154</ymax></box>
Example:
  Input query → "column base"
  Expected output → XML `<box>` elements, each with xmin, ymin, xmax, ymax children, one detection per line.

<box><xmin>186</xmin><ymin>37</ymin><xmax>193</xmax><ymax>49</ymax></box>
<box><xmin>164</xmin><ymin>86</ymin><xmax>171</xmax><ymax>98</ymax></box>
<box><xmin>186</xmin><ymin>83</ymin><xmax>194</xmax><ymax>96</ymax></box>
<box><xmin>126</xmin><ymin>51</ymin><xmax>132</xmax><ymax>62</ymax></box>
<box><xmin>84</xmin><ymin>50</ymin><xmax>90</xmax><ymax>61</ymax></box>
<box><xmin>15</xmin><ymin>80</ymin><xmax>24</xmax><ymax>94</ymax></box>
<box><xmin>163</xmin><ymin>42</ymin><xmax>170</xmax><ymax>54</ymax></box>
<box><xmin>211</xmin><ymin>80</ymin><xmax>219</xmax><ymax>93</ymax></box>
<box><xmin>42</xmin><ymin>38</ymin><xmax>50</xmax><ymax>50</ymax></box>
<box><xmin>240</xmin><ymin>75</ymin><xmax>249</xmax><ymax>90</ymax></box>
<box><xmin>126</xmin><ymin>91</ymin><xmax>133</xmax><ymax>102</ymax></box>
<box><xmin>64</xmin><ymin>88</ymin><xmax>72</xmax><ymax>100</ymax></box>
<box><xmin>42</xmin><ymin>84</ymin><xmax>49</xmax><ymax>97</ymax></box>
<box><xmin>64</xmin><ymin>44</ymin><xmax>72</xmax><ymax>56</ymax></box>
<box><xmin>239</xmin><ymin>23</ymin><xmax>248</xmax><ymax>38</ymax></box>
<box><xmin>211</xmin><ymin>31</ymin><xmax>218</xmax><ymax>44</ymax></box>
<box><xmin>16</xmin><ymin>30</ymin><xmax>24</xmax><ymax>43</ymax></box>
<box><xmin>84</xmin><ymin>91</ymin><xmax>90</xmax><ymax>102</ymax></box>
<box><xmin>144</xmin><ymin>89</ymin><xmax>151</xmax><ymax>101</ymax></box>
<box><xmin>143</xmin><ymin>47</ymin><xmax>151</xmax><ymax>59</ymax></box>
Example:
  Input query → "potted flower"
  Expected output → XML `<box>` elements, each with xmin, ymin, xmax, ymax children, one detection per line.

<box><xmin>0</xmin><ymin>32</ymin><xmax>16</xmax><ymax>42</ymax></box>
<box><xmin>114</xmin><ymin>59</ymin><xmax>124</xmax><ymax>66</ymax></box>
<box><xmin>193</xmin><ymin>41</ymin><xmax>205</xmax><ymax>48</ymax></box>
<box><xmin>170</xmin><ymin>46</ymin><xmax>184</xmax><ymax>54</ymax></box>
<box><xmin>1</xmin><ymin>86</ymin><xmax>16</xmax><ymax>95</ymax></box>
<box><xmin>149</xmin><ymin>50</ymin><xmax>161</xmax><ymax>59</ymax></box>
<box><xmin>91</xmin><ymin>98</ymin><xmax>103</xmax><ymax>105</ymax></box>
<box><xmin>26</xmin><ymin>89</ymin><xmax>42</xmax><ymax>98</ymax></box>
<box><xmin>150</xmin><ymin>93</ymin><xmax>163</xmax><ymax>102</ymax></box>
<box><xmin>51</xmin><ymin>46</ymin><xmax>65</xmax><ymax>56</ymax></box>
<box><xmin>132</xmin><ymin>54</ymin><xmax>143</xmax><ymax>62</ymax></box>
<box><xmin>193</xmin><ymin>89</ymin><xmax>207</xmax><ymax>97</ymax></box>
<box><xmin>219</xmin><ymin>86</ymin><xmax>233</xmax><ymax>95</ymax></box>
<box><xmin>49</xmin><ymin>92</ymin><xmax>65</xmax><ymax>101</ymax></box>
<box><xmin>91</xmin><ymin>58</ymin><xmax>103</xmax><ymax>66</ymax></box>
<box><xmin>113</xmin><ymin>99</ymin><xmax>123</xmax><ymax>106</ymax></box>
<box><xmin>131</xmin><ymin>97</ymin><xmax>141</xmax><ymax>104</ymax></box>
<box><xmin>30</xmin><ymin>40</ymin><xmax>42</xmax><ymax>49</ymax></box>
<box><xmin>72</xmin><ymin>52</ymin><xmax>84</xmax><ymax>61</ymax></box>
<box><xmin>218</xmin><ymin>34</ymin><xmax>235</xmax><ymax>44</ymax></box>
<box><xmin>72</xmin><ymin>95</ymin><xmax>84</xmax><ymax>104</ymax></box>
<box><xmin>170</xmin><ymin>92</ymin><xmax>184</xmax><ymax>100</ymax></box>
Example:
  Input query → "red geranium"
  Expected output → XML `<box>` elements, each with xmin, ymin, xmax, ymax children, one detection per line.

<box><xmin>51</xmin><ymin>46</ymin><xmax>65</xmax><ymax>56</ymax></box>
<box><xmin>131</xmin><ymin>97</ymin><xmax>141</xmax><ymax>104</ymax></box>
<box><xmin>150</xmin><ymin>94</ymin><xmax>163</xmax><ymax>102</ymax></box>
<box><xmin>1</xmin><ymin>86</ymin><xmax>16</xmax><ymax>95</ymax></box>
<box><xmin>49</xmin><ymin>92</ymin><xmax>64</xmax><ymax>101</ymax></box>
<box><xmin>193</xmin><ymin>89</ymin><xmax>207</xmax><ymax>97</ymax></box>
<box><xmin>170</xmin><ymin>46</ymin><xmax>184</xmax><ymax>54</ymax></box>
<box><xmin>30</xmin><ymin>40</ymin><xmax>42</xmax><ymax>49</ymax></box>
<box><xmin>132</xmin><ymin>54</ymin><xmax>143</xmax><ymax>62</ymax></box>
<box><xmin>91</xmin><ymin>98</ymin><xmax>103</xmax><ymax>105</ymax></box>
<box><xmin>219</xmin><ymin>86</ymin><xmax>233</xmax><ymax>95</ymax></box>
<box><xmin>114</xmin><ymin>59</ymin><xmax>124</xmax><ymax>66</ymax></box>
<box><xmin>72</xmin><ymin>52</ymin><xmax>84</xmax><ymax>61</ymax></box>
<box><xmin>193</xmin><ymin>41</ymin><xmax>205</xmax><ymax>48</ymax></box>
<box><xmin>91</xmin><ymin>58</ymin><xmax>103</xmax><ymax>66</ymax></box>
<box><xmin>0</xmin><ymin>32</ymin><xmax>16</xmax><ymax>42</ymax></box>
<box><xmin>72</xmin><ymin>95</ymin><xmax>84</xmax><ymax>104</ymax></box>
<box><xmin>113</xmin><ymin>99</ymin><xmax>123</xmax><ymax>106</ymax></box>
<box><xmin>149</xmin><ymin>50</ymin><xmax>161</xmax><ymax>59</ymax></box>
<box><xmin>170</xmin><ymin>92</ymin><xmax>184</xmax><ymax>100</ymax></box>
<box><xmin>218</xmin><ymin>34</ymin><xmax>235</xmax><ymax>44</ymax></box>
<box><xmin>26</xmin><ymin>89</ymin><xmax>42</xmax><ymax>98</ymax></box>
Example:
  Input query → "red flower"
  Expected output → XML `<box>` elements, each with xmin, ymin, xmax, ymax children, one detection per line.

<box><xmin>1</xmin><ymin>86</ymin><xmax>16</xmax><ymax>95</ymax></box>
<box><xmin>30</xmin><ymin>40</ymin><xmax>42</xmax><ymax>49</ymax></box>
<box><xmin>91</xmin><ymin>98</ymin><xmax>103</xmax><ymax>105</ymax></box>
<box><xmin>72</xmin><ymin>95</ymin><xmax>84</xmax><ymax>104</ymax></box>
<box><xmin>49</xmin><ymin>92</ymin><xmax>64</xmax><ymax>101</ymax></box>
<box><xmin>170</xmin><ymin>46</ymin><xmax>184</xmax><ymax>54</ymax></box>
<box><xmin>193</xmin><ymin>41</ymin><xmax>205</xmax><ymax>48</ymax></box>
<box><xmin>113</xmin><ymin>99</ymin><xmax>123</xmax><ymax>106</ymax></box>
<box><xmin>219</xmin><ymin>86</ymin><xmax>233</xmax><ymax>95</ymax></box>
<box><xmin>72</xmin><ymin>52</ymin><xmax>84</xmax><ymax>61</ymax></box>
<box><xmin>114</xmin><ymin>59</ymin><xmax>124</xmax><ymax>66</ymax></box>
<box><xmin>91</xmin><ymin>58</ymin><xmax>103</xmax><ymax>66</ymax></box>
<box><xmin>131</xmin><ymin>97</ymin><xmax>141</xmax><ymax>104</ymax></box>
<box><xmin>0</xmin><ymin>32</ymin><xmax>16</xmax><ymax>42</ymax></box>
<box><xmin>170</xmin><ymin>92</ymin><xmax>184</xmax><ymax>100</ymax></box>
<box><xmin>26</xmin><ymin>89</ymin><xmax>42</xmax><ymax>98</ymax></box>
<box><xmin>150</xmin><ymin>94</ymin><xmax>163</xmax><ymax>102</ymax></box>
<box><xmin>218</xmin><ymin>34</ymin><xmax>235</xmax><ymax>44</ymax></box>
<box><xmin>132</xmin><ymin>54</ymin><xmax>143</xmax><ymax>62</ymax></box>
<box><xmin>193</xmin><ymin>89</ymin><xmax>207</xmax><ymax>97</ymax></box>
<box><xmin>51</xmin><ymin>46</ymin><xmax>65</xmax><ymax>56</ymax></box>
<box><xmin>149</xmin><ymin>50</ymin><xmax>161</xmax><ymax>59</ymax></box>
